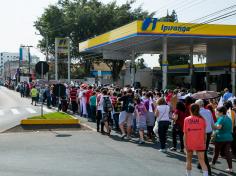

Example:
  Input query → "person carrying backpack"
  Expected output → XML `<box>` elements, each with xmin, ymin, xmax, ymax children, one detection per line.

<box><xmin>99</xmin><ymin>89</ymin><xmax>113</xmax><ymax>135</ymax></box>
<box><xmin>118</xmin><ymin>89</ymin><xmax>135</xmax><ymax>140</ymax></box>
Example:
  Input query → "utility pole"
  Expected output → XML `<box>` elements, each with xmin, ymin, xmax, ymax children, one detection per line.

<box><xmin>67</xmin><ymin>37</ymin><xmax>71</xmax><ymax>83</ymax></box>
<box><xmin>46</xmin><ymin>35</ymin><xmax>49</xmax><ymax>62</ymax></box>
<box><xmin>46</xmin><ymin>35</ymin><xmax>49</xmax><ymax>81</ymax></box>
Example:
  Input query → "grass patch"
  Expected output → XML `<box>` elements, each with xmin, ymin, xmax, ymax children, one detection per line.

<box><xmin>28</xmin><ymin>112</ymin><xmax>73</xmax><ymax>120</ymax></box>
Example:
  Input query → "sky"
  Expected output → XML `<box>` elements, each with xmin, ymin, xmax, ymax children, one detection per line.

<box><xmin>0</xmin><ymin>0</ymin><xmax>236</xmax><ymax>68</ymax></box>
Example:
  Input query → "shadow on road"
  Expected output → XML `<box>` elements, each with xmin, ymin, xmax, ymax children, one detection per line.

<box><xmin>55</xmin><ymin>134</ymin><xmax>72</xmax><ymax>137</ymax></box>
<box><xmin>49</xmin><ymin>129</ymin><xmax>72</xmax><ymax>137</ymax></box>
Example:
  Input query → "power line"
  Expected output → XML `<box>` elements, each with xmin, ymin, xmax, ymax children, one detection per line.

<box><xmin>174</xmin><ymin>0</ymin><xmax>207</xmax><ymax>14</ymax></box>
<box><xmin>156</xmin><ymin>0</ymin><xmax>193</xmax><ymax>15</ymax></box>
<box><xmin>38</xmin><ymin>3</ymin><xmax>236</xmax><ymax>60</ymax></box>
<box><xmin>184</xmin><ymin>4</ymin><xmax>236</xmax><ymax>23</ymax></box>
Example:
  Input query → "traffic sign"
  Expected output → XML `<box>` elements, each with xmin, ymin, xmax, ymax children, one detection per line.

<box><xmin>35</xmin><ymin>61</ymin><xmax>49</xmax><ymax>75</ymax></box>
<box><xmin>53</xmin><ymin>84</ymin><xmax>66</xmax><ymax>97</ymax></box>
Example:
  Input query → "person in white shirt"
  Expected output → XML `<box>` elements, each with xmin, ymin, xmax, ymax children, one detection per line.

<box><xmin>79</xmin><ymin>86</ymin><xmax>87</xmax><ymax>117</ymax></box>
<box><xmin>98</xmin><ymin>89</ymin><xmax>113</xmax><ymax>135</ymax></box>
<box><xmin>155</xmin><ymin>97</ymin><xmax>171</xmax><ymax>152</ymax></box>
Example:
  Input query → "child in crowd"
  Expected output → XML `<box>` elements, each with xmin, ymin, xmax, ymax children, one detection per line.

<box><xmin>135</xmin><ymin>98</ymin><xmax>147</xmax><ymax>144</ymax></box>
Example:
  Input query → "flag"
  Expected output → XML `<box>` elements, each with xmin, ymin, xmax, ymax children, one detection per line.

<box><xmin>217</xmin><ymin>96</ymin><xmax>224</xmax><ymax>108</ymax></box>
<box><xmin>19</xmin><ymin>47</ymin><xmax>23</xmax><ymax>64</ymax></box>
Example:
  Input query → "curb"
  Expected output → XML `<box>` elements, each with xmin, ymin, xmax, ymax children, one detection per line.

<box><xmin>21</xmin><ymin>119</ymin><xmax>80</xmax><ymax>125</ymax></box>
<box><xmin>21</xmin><ymin>113</ymin><xmax>80</xmax><ymax>125</ymax></box>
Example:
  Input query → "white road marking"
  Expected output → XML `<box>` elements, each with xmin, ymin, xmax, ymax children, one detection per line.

<box><xmin>0</xmin><ymin>110</ymin><xmax>4</xmax><ymax>116</ymax></box>
<box><xmin>11</xmin><ymin>109</ymin><xmax>20</xmax><ymax>115</ymax></box>
<box><xmin>26</xmin><ymin>108</ymin><xmax>37</xmax><ymax>114</ymax></box>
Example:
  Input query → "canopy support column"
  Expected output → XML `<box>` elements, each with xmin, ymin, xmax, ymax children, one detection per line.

<box><xmin>131</xmin><ymin>50</ymin><xmax>135</xmax><ymax>87</ymax></box>
<box><xmin>162</xmin><ymin>37</ymin><xmax>168</xmax><ymax>90</ymax></box>
<box><xmin>231</xmin><ymin>39</ymin><xmax>236</xmax><ymax>95</ymax></box>
<box><xmin>189</xmin><ymin>43</ymin><xmax>194</xmax><ymax>90</ymax></box>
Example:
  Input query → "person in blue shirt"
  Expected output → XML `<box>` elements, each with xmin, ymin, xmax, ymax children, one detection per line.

<box><xmin>223</xmin><ymin>88</ymin><xmax>233</xmax><ymax>102</ymax></box>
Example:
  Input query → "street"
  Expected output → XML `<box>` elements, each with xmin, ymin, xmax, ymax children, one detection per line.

<box><xmin>0</xmin><ymin>86</ymin><xmax>235</xmax><ymax>176</ymax></box>
<box><xmin>0</xmin><ymin>130</ymin><xmax>234</xmax><ymax>176</ymax></box>
<box><xmin>0</xmin><ymin>131</ymin><xmax>198</xmax><ymax>176</ymax></box>
<box><xmin>0</xmin><ymin>86</ymin><xmax>53</xmax><ymax>132</ymax></box>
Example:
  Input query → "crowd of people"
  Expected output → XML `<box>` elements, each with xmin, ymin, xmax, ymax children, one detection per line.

<box><xmin>14</xmin><ymin>82</ymin><xmax>236</xmax><ymax>175</ymax></box>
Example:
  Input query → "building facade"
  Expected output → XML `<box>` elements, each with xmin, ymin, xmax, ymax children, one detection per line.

<box><xmin>0</xmin><ymin>52</ymin><xmax>39</xmax><ymax>81</ymax></box>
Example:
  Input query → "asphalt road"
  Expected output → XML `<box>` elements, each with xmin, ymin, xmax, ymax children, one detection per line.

<box><xmin>0</xmin><ymin>130</ymin><xmax>234</xmax><ymax>176</ymax></box>
<box><xmin>0</xmin><ymin>86</ymin><xmax>53</xmax><ymax>132</ymax></box>
<box><xmin>0</xmin><ymin>86</ymin><xmax>234</xmax><ymax>176</ymax></box>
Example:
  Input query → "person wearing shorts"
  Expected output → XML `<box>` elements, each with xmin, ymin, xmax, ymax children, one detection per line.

<box><xmin>184</xmin><ymin>103</ymin><xmax>208</xmax><ymax>176</ymax></box>
<box><xmin>135</xmin><ymin>98</ymin><xmax>147</xmax><ymax>144</ymax></box>
<box><xmin>118</xmin><ymin>89</ymin><xmax>134</xmax><ymax>140</ymax></box>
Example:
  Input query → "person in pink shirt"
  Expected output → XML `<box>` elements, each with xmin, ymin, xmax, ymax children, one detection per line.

<box><xmin>184</xmin><ymin>103</ymin><xmax>208</xmax><ymax>176</ymax></box>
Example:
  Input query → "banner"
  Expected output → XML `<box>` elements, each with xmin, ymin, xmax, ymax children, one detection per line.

<box><xmin>19</xmin><ymin>47</ymin><xmax>23</xmax><ymax>63</ymax></box>
<box><xmin>20</xmin><ymin>76</ymin><xmax>29</xmax><ymax>83</ymax></box>
<box><xmin>55</xmin><ymin>38</ymin><xmax>70</xmax><ymax>54</ymax></box>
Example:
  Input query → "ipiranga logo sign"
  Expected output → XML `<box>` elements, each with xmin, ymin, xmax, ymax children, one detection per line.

<box><xmin>142</xmin><ymin>18</ymin><xmax>191</xmax><ymax>33</ymax></box>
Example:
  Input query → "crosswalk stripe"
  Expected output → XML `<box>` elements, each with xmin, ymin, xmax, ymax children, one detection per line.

<box><xmin>0</xmin><ymin>110</ymin><xmax>4</xmax><ymax>116</ymax></box>
<box><xmin>43</xmin><ymin>108</ymin><xmax>53</xmax><ymax>113</ymax></box>
<box><xmin>11</xmin><ymin>109</ymin><xmax>20</xmax><ymax>115</ymax></box>
<box><xmin>26</xmin><ymin>108</ymin><xmax>37</xmax><ymax>114</ymax></box>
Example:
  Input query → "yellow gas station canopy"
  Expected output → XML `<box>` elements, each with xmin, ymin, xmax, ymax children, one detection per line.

<box><xmin>79</xmin><ymin>19</ymin><xmax>236</xmax><ymax>55</ymax></box>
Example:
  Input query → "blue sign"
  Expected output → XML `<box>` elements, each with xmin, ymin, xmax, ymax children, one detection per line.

<box><xmin>142</xmin><ymin>18</ymin><xmax>158</xmax><ymax>31</ymax></box>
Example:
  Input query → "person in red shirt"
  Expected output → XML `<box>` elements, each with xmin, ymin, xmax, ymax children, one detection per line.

<box><xmin>170</xmin><ymin>101</ymin><xmax>186</xmax><ymax>152</ymax></box>
<box><xmin>184</xmin><ymin>96</ymin><xmax>194</xmax><ymax>117</ymax></box>
<box><xmin>70</xmin><ymin>86</ymin><xmax>78</xmax><ymax>114</ymax></box>
<box><xmin>85</xmin><ymin>85</ymin><xmax>93</xmax><ymax>121</ymax></box>
<box><xmin>206</xmin><ymin>104</ymin><xmax>217</xmax><ymax>122</ymax></box>
<box><xmin>184</xmin><ymin>103</ymin><xmax>208</xmax><ymax>176</ymax></box>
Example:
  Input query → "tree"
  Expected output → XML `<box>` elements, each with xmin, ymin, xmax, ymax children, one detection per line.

<box><xmin>105</xmin><ymin>59</ymin><xmax>125</xmax><ymax>83</ymax></box>
<box><xmin>136</xmin><ymin>58</ymin><xmax>147</xmax><ymax>69</ymax></box>
<box><xmin>159</xmin><ymin>54</ymin><xmax>189</xmax><ymax>66</ymax></box>
<box><xmin>159</xmin><ymin>10</ymin><xmax>178</xmax><ymax>22</ymax></box>
<box><xmin>34</xmin><ymin>0</ymin><xmax>155</xmax><ymax>81</ymax></box>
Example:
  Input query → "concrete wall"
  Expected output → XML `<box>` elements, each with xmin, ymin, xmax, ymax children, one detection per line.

<box><xmin>120</xmin><ymin>68</ymin><xmax>153</xmax><ymax>88</ymax></box>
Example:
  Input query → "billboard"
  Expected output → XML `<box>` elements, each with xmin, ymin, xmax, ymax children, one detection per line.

<box><xmin>55</xmin><ymin>38</ymin><xmax>70</xmax><ymax>54</ymax></box>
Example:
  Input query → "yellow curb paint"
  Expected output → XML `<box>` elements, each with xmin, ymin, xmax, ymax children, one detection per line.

<box><xmin>21</xmin><ymin>119</ymin><xmax>80</xmax><ymax>125</ymax></box>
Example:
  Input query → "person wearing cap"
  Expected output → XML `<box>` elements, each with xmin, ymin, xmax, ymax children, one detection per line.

<box><xmin>223</xmin><ymin>88</ymin><xmax>233</xmax><ymax>103</ymax></box>
<box><xmin>195</xmin><ymin>99</ymin><xmax>214</xmax><ymax>176</ymax></box>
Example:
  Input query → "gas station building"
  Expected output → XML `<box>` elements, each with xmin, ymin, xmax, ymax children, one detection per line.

<box><xmin>79</xmin><ymin>19</ymin><xmax>236</xmax><ymax>94</ymax></box>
